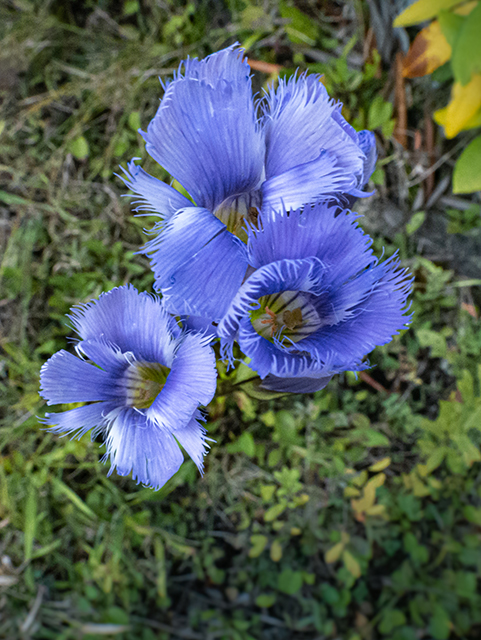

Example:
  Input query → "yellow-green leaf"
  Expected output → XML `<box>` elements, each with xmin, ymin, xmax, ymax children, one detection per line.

<box><xmin>394</xmin><ymin>0</ymin><xmax>463</xmax><ymax>27</ymax></box>
<box><xmin>264</xmin><ymin>502</ymin><xmax>286</xmax><ymax>522</ymax></box>
<box><xmin>325</xmin><ymin>541</ymin><xmax>345</xmax><ymax>564</ymax></box>
<box><xmin>434</xmin><ymin>74</ymin><xmax>481</xmax><ymax>138</ymax></box>
<box><xmin>369</xmin><ymin>457</ymin><xmax>392</xmax><ymax>472</ymax></box>
<box><xmin>403</xmin><ymin>21</ymin><xmax>451</xmax><ymax>78</ymax></box>
<box><xmin>451</xmin><ymin>1</ymin><xmax>481</xmax><ymax>85</ymax></box>
<box><xmin>270</xmin><ymin>540</ymin><xmax>283</xmax><ymax>562</ymax></box>
<box><xmin>249</xmin><ymin>534</ymin><xmax>268</xmax><ymax>558</ymax></box>
<box><xmin>342</xmin><ymin>550</ymin><xmax>362</xmax><ymax>578</ymax></box>
<box><xmin>453</xmin><ymin>134</ymin><xmax>481</xmax><ymax>193</ymax></box>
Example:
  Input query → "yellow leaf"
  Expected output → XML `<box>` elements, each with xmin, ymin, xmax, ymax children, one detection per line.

<box><xmin>344</xmin><ymin>486</ymin><xmax>361</xmax><ymax>498</ymax></box>
<box><xmin>365</xmin><ymin>504</ymin><xmax>386</xmax><ymax>516</ymax></box>
<box><xmin>368</xmin><ymin>457</ymin><xmax>392</xmax><ymax>472</ymax></box>
<box><xmin>366</xmin><ymin>472</ymin><xmax>386</xmax><ymax>490</ymax></box>
<box><xmin>434</xmin><ymin>74</ymin><xmax>481</xmax><ymax>138</ymax></box>
<box><xmin>270</xmin><ymin>540</ymin><xmax>283</xmax><ymax>562</ymax></box>
<box><xmin>340</xmin><ymin>531</ymin><xmax>351</xmax><ymax>545</ymax></box>
<box><xmin>342</xmin><ymin>550</ymin><xmax>362</xmax><ymax>578</ymax></box>
<box><xmin>325</xmin><ymin>541</ymin><xmax>345</xmax><ymax>564</ymax></box>
<box><xmin>290</xmin><ymin>527</ymin><xmax>302</xmax><ymax>536</ymax></box>
<box><xmin>403</xmin><ymin>21</ymin><xmax>451</xmax><ymax>78</ymax></box>
<box><xmin>394</xmin><ymin>0</ymin><xmax>463</xmax><ymax>27</ymax></box>
<box><xmin>455</xmin><ymin>1</ymin><xmax>478</xmax><ymax>15</ymax></box>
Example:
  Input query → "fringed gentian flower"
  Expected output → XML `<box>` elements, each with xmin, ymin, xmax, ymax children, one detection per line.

<box><xmin>217</xmin><ymin>203</ymin><xmax>412</xmax><ymax>394</ymax></box>
<box><xmin>119</xmin><ymin>45</ymin><xmax>377</xmax><ymax>321</ymax></box>
<box><xmin>39</xmin><ymin>286</ymin><xmax>217</xmax><ymax>490</ymax></box>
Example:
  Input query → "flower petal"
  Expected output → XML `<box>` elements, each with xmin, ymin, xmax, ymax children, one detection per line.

<box><xmin>143</xmin><ymin>207</ymin><xmax>248</xmax><ymax>319</ymax></box>
<box><xmin>42</xmin><ymin>402</ymin><xmax>118</xmax><ymax>439</ymax></box>
<box><xmin>260</xmin><ymin>374</ymin><xmax>332</xmax><ymax>394</ymax></box>
<box><xmin>105</xmin><ymin>409</ymin><xmax>183</xmax><ymax>490</ymax></box>
<box><xmin>69</xmin><ymin>286</ymin><xmax>177</xmax><ymax>366</ymax></box>
<box><xmin>147</xmin><ymin>332</ymin><xmax>217</xmax><ymax>430</ymax></box>
<box><xmin>142</xmin><ymin>47</ymin><xmax>264</xmax><ymax>211</ymax></box>
<box><xmin>118</xmin><ymin>159</ymin><xmax>191</xmax><ymax>218</ymax></box>
<box><xmin>40</xmin><ymin>351</ymin><xmax>118</xmax><ymax>404</ymax></box>
<box><xmin>261</xmin><ymin>74</ymin><xmax>365</xmax><ymax>191</ymax></box>
<box><xmin>174</xmin><ymin>411</ymin><xmax>211</xmax><ymax>475</ymax></box>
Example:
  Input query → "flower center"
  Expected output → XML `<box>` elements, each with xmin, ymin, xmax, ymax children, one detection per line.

<box><xmin>123</xmin><ymin>361</ymin><xmax>170</xmax><ymax>409</ymax></box>
<box><xmin>250</xmin><ymin>291</ymin><xmax>322</xmax><ymax>344</ymax></box>
<box><xmin>214</xmin><ymin>191</ymin><xmax>262</xmax><ymax>243</ymax></box>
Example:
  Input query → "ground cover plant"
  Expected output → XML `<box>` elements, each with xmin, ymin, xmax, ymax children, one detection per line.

<box><xmin>1</xmin><ymin>1</ymin><xmax>481</xmax><ymax>639</ymax></box>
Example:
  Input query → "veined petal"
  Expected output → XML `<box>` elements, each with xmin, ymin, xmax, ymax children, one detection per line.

<box><xmin>42</xmin><ymin>402</ymin><xmax>118</xmax><ymax>439</ymax></box>
<box><xmin>105</xmin><ymin>409</ymin><xmax>183</xmax><ymax>490</ymax></box>
<box><xmin>260</xmin><ymin>373</ymin><xmax>332</xmax><ymax>394</ymax></box>
<box><xmin>69</xmin><ymin>286</ymin><xmax>177</xmax><ymax>366</ymax></box>
<box><xmin>142</xmin><ymin>47</ymin><xmax>264</xmax><ymax>211</ymax></box>
<box><xmin>261</xmin><ymin>150</ymin><xmax>358</xmax><ymax>213</ymax></box>
<box><xmin>147</xmin><ymin>332</ymin><xmax>217</xmax><ymax>430</ymax></box>
<box><xmin>118</xmin><ymin>159</ymin><xmax>191</xmax><ymax>218</ymax></box>
<box><xmin>261</xmin><ymin>74</ymin><xmax>364</xmax><ymax>188</ymax></box>
<box><xmin>40</xmin><ymin>351</ymin><xmax>118</xmax><ymax>404</ymax></box>
<box><xmin>143</xmin><ymin>207</ymin><xmax>248</xmax><ymax>319</ymax></box>
<box><xmin>174</xmin><ymin>411</ymin><xmax>211</xmax><ymax>475</ymax></box>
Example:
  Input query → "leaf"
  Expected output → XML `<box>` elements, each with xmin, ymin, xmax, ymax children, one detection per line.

<box><xmin>270</xmin><ymin>540</ymin><xmax>282</xmax><ymax>562</ymax></box>
<box><xmin>249</xmin><ymin>535</ymin><xmax>268</xmax><ymax>558</ymax></box>
<box><xmin>24</xmin><ymin>485</ymin><xmax>37</xmax><ymax>561</ymax></box>
<box><xmin>417</xmin><ymin>329</ymin><xmax>447</xmax><ymax>358</ymax></box>
<box><xmin>394</xmin><ymin>0</ymin><xmax>463</xmax><ymax>27</ymax></box>
<box><xmin>325</xmin><ymin>541</ymin><xmax>345</xmax><ymax>563</ymax></box>
<box><xmin>280</xmin><ymin>2</ymin><xmax>318</xmax><ymax>46</ymax></box>
<box><xmin>70</xmin><ymin>135</ymin><xmax>89</xmax><ymax>160</ymax></box>
<box><xmin>226</xmin><ymin>432</ymin><xmax>256</xmax><ymax>457</ymax></box>
<box><xmin>438</xmin><ymin>10</ymin><xmax>464</xmax><ymax>47</ymax></box>
<box><xmin>277</xmin><ymin>569</ymin><xmax>303</xmax><ymax>595</ymax></box>
<box><xmin>255</xmin><ymin>594</ymin><xmax>276</xmax><ymax>608</ymax></box>
<box><xmin>434</xmin><ymin>75</ymin><xmax>481</xmax><ymax>139</ymax></box>
<box><xmin>368</xmin><ymin>95</ymin><xmax>393</xmax><ymax>130</ymax></box>
<box><xmin>406</xmin><ymin>211</ymin><xmax>426</xmax><ymax>236</ymax></box>
<box><xmin>403</xmin><ymin>21</ymin><xmax>451</xmax><ymax>78</ymax></box>
<box><xmin>369</xmin><ymin>457</ymin><xmax>391</xmax><ymax>472</ymax></box>
<box><xmin>342</xmin><ymin>550</ymin><xmax>362</xmax><ymax>578</ymax></box>
<box><xmin>463</xmin><ymin>505</ymin><xmax>481</xmax><ymax>526</ymax></box>
<box><xmin>379</xmin><ymin>609</ymin><xmax>407</xmax><ymax>634</ymax></box>
<box><xmin>453</xmin><ymin>134</ymin><xmax>481</xmax><ymax>193</ymax></box>
<box><xmin>451</xmin><ymin>1</ymin><xmax>481</xmax><ymax>85</ymax></box>
<box><xmin>264</xmin><ymin>502</ymin><xmax>286</xmax><ymax>522</ymax></box>
<box><xmin>429</xmin><ymin>605</ymin><xmax>451</xmax><ymax>640</ymax></box>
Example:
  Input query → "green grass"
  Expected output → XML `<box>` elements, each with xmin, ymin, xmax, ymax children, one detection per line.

<box><xmin>1</xmin><ymin>1</ymin><xmax>481</xmax><ymax>639</ymax></box>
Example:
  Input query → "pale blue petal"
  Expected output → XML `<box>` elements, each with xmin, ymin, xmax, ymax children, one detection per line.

<box><xmin>69</xmin><ymin>285</ymin><xmax>177</xmax><ymax>366</ymax></box>
<box><xmin>143</xmin><ymin>207</ymin><xmax>248</xmax><ymax>319</ymax></box>
<box><xmin>40</xmin><ymin>351</ymin><xmax>118</xmax><ymax>404</ymax></box>
<box><xmin>142</xmin><ymin>47</ymin><xmax>264</xmax><ymax>211</ymax></box>
<box><xmin>118</xmin><ymin>159</ymin><xmax>191</xmax><ymax>218</ymax></box>
<box><xmin>42</xmin><ymin>402</ymin><xmax>118</xmax><ymax>439</ymax></box>
<box><xmin>105</xmin><ymin>409</ymin><xmax>183</xmax><ymax>490</ymax></box>
<box><xmin>261</xmin><ymin>74</ymin><xmax>364</xmax><ymax>191</ymax></box>
<box><xmin>147</xmin><ymin>332</ymin><xmax>217</xmax><ymax>430</ymax></box>
<box><xmin>174</xmin><ymin>411</ymin><xmax>211</xmax><ymax>475</ymax></box>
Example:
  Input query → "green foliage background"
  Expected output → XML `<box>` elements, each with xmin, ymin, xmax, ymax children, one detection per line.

<box><xmin>1</xmin><ymin>1</ymin><xmax>481</xmax><ymax>639</ymax></box>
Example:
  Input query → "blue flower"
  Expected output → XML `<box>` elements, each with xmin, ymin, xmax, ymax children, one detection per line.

<box><xmin>39</xmin><ymin>286</ymin><xmax>217</xmax><ymax>490</ymax></box>
<box><xmin>217</xmin><ymin>203</ymin><xmax>412</xmax><ymax>394</ymax></box>
<box><xmin>119</xmin><ymin>45</ymin><xmax>377</xmax><ymax>321</ymax></box>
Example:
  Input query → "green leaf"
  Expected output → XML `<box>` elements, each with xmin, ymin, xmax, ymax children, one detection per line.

<box><xmin>264</xmin><ymin>502</ymin><xmax>286</xmax><ymax>522</ymax></box>
<box><xmin>394</xmin><ymin>0</ymin><xmax>464</xmax><ymax>27</ymax></box>
<box><xmin>379</xmin><ymin>609</ymin><xmax>407</xmax><ymax>634</ymax></box>
<box><xmin>277</xmin><ymin>569</ymin><xmax>303</xmax><ymax>595</ymax></box>
<box><xmin>438</xmin><ymin>10</ymin><xmax>464</xmax><ymax>47</ymax></box>
<box><xmin>128</xmin><ymin>111</ymin><xmax>141</xmax><ymax>131</ymax></box>
<box><xmin>463</xmin><ymin>505</ymin><xmax>481</xmax><ymax>526</ymax></box>
<box><xmin>453</xmin><ymin>135</ymin><xmax>481</xmax><ymax>193</ymax></box>
<box><xmin>368</xmin><ymin>95</ymin><xmax>393</xmax><ymax>130</ymax></box>
<box><xmin>255</xmin><ymin>594</ymin><xmax>276</xmax><ymax>608</ymax></box>
<box><xmin>280</xmin><ymin>2</ymin><xmax>318</xmax><ymax>46</ymax></box>
<box><xmin>70</xmin><ymin>135</ymin><xmax>89</xmax><ymax>160</ymax></box>
<box><xmin>428</xmin><ymin>605</ymin><xmax>451</xmax><ymax>640</ymax></box>
<box><xmin>406</xmin><ymin>211</ymin><xmax>426</xmax><ymax>235</ymax></box>
<box><xmin>226</xmin><ymin>432</ymin><xmax>255</xmax><ymax>457</ymax></box>
<box><xmin>249</xmin><ymin>535</ymin><xmax>268</xmax><ymax>558</ymax></box>
<box><xmin>24</xmin><ymin>485</ymin><xmax>37</xmax><ymax>561</ymax></box>
<box><xmin>417</xmin><ymin>329</ymin><xmax>447</xmax><ymax>358</ymax></box>
<box><xmin>342</xmin><ymin>550</ymin><xmax>362</xmax><ymax>578</ymax></box>
<box><xmin>451</xmin><ymin>2</ymin><xmax>481</xmax><ymax>85</ymax></box>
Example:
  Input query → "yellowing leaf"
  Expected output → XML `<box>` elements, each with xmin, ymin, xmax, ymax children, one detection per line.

<box><xmin>344</xmin><ymin>486</ymin><xmax>361</xmax><ymax>498</ymax></box>
<box><xmin>403</xmin><ymin>21</ymin><xmax>451</xmax><ymax>78</ymax></box>
<box><xmin>369</xmin><ymin>457</ymin><xmax>392</xmax><ymax>472</ymax></box>
<box><xmin>325</xmin><ymin>541</ymin><xmax>345</xmax><ymax>564</ymax></box>
<box><xmin>434</xmin><ymin>74</ymin><xmax>481</xmax><ymax>138</ymax></box>
<box><xmin>342</xmin><ymin>550</ymin><xmax>362</xmax><ymax>578</ymax></box>
<box><xmin>455</xmin><ymin>0</ymin><xmax>478</xmax><ymax>15</ymax></box>
<box><xmin>270</xmin><ymin>540</ymin><xmax>283</xmax><ymax>562</ymax></box>
<box><xmin>249</xmin><ymin>534</ymin><xmax>268</xmax><ymax>558</ymax></box>
<box><xmin>394</xmin><ymin>0</ymin><xmax>463</xmax><ymax>27</ymax></box>
<box><xmin>365</xmin><ymin>504</ymin><xmax>386</xmax><ymax>516</ymax></box>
